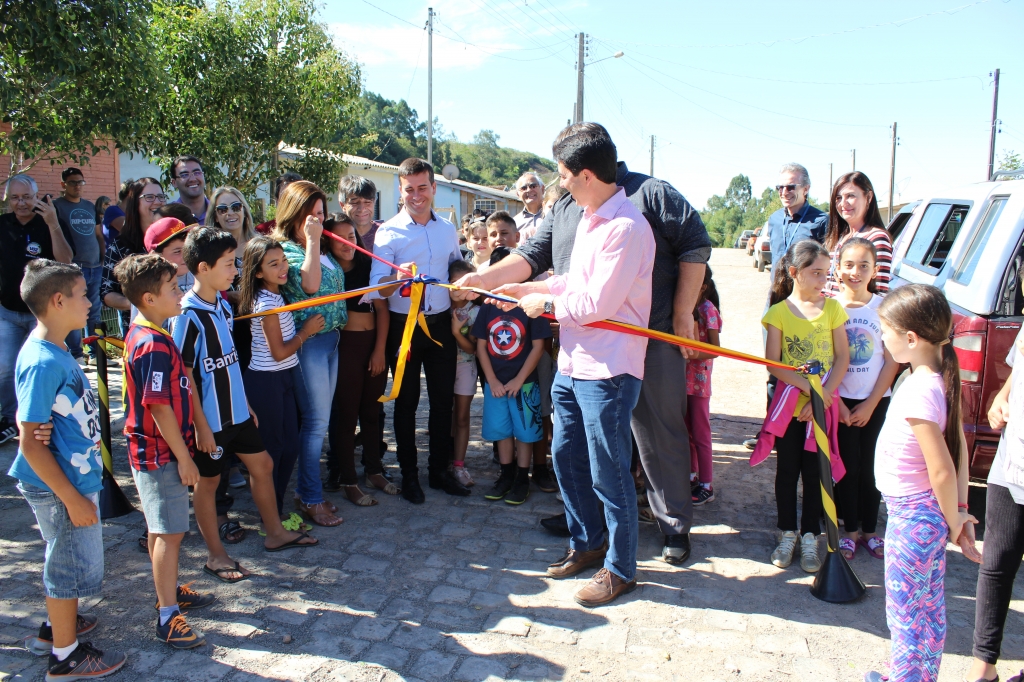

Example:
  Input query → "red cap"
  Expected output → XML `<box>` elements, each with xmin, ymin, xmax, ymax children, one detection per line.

<box><xmin>144</xmin><ymin>217</ymin><xmax>193</xmax><ymax>252</ymax></box>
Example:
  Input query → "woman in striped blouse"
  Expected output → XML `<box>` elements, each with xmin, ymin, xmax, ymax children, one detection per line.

<box><xmin>824</xmin><ymin>171</ymin><xmax>894</xmax><ymax>297</ymax></box>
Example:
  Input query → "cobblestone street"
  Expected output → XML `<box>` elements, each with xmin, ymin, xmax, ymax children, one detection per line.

<box><xmin>1</xmin><ymin>248</ymin><xmax>1021</xmax><ymax>681</ymax></box>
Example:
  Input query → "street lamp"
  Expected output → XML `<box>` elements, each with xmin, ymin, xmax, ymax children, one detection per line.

<box><xmin>575</xmin><ymin>47</ymin><xmax>624</xmax><ymax>123</ymax></box>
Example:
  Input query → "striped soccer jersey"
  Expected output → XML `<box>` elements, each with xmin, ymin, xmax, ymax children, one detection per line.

<box><xmin>172</xmin><ymin>290</ymin><xmax>249</xmax><ymax>432</ymax></box>
<box><xmin>122</xmin><ymin>320</ymin><xmax>195</xmax><ymax>470</ymax></box>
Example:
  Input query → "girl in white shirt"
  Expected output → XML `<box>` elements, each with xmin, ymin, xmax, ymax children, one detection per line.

<box><xmin>238</xmin><ymin>236</ymin><xmax>324</xmax><ymax>519</ymax></box>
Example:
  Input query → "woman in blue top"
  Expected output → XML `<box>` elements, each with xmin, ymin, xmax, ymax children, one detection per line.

<box><xmin>273</xmin><ymin>181</ymin><xmax>346</xmax><ymax>527</ymax></box>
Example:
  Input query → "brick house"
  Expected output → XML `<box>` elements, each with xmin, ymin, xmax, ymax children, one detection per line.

<box><xmin>0</xmin><ymin>124</ymin><xmax>121</xmax><ymax>203</ymax></box>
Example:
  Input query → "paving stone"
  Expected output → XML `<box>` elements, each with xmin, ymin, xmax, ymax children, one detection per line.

<box><xmin>446</xmin><ymin>569</ymin><xmax>491</xmax><ymax>590</ymax></box>
<box><xmin>411</xmin><ymin>650</ymin><xmax>458</xmax><ymax>680</ymax></box>
<box><xmin>454</xmin><ymin>656</ymin><xmax>508</xmax><ymax>681</ymax></box>
<box><xmin>469</xmin><ymin>591</ymin><xmax>510</xmax><ymax>608</ymax></box>
<box><xmin>509</xmin><ymin>661</ymin><xmax>561</xmax><ymax>682</ymax></box>
<box><xmin>426</xmin><ymin>606</ymin><xmax>485</xmax><ymax>630</ymax></box>
<box><xmin>342</xmin><ymin>554</ymin><xmax>390</xmax><ymax>573</ymax></box>
<box><xmin>483</xmin><ymin>613</ymin><xmax>532</xmax><ymax>636</ymax></box>
<box><xmin>311</xmin><ymin>609</ymin><xmax>359</xmax><ymax>633</ymax></box>
<box><xmin>351</xmin><ymin>617</ymin><xmax>399</xmax><ymax>641</ymax></box>
<box><xmin>263</xmin><ymin>654</ymin><xmax>331</xmax><ymax>680</ymax></box>
<box><xmin>360</xmin><ymin>643</ymin><xmax>410</xmax><ymax>670</ymax></box>
<box><xmin>427</xmin><ymin>585</ymin><xmax>471</xmax><ymax>604</ymax></box>
<box><xmin>755</xmin><ymin>634</ymin><xmax>809</xmax><ymax>656</ymax></box>
<box><xmin>264</xmin><ymin>600</ymin><xmax>315</xmax><ymax>626</ymax></box>
<box><xmin>791</xmin><ymin>657</ymin><xmax>837</xmax><ymax>680</ymax></box>
<box><xmin>423</xmin><ymin>552</ymin><xmax>448</xmax><ymax>568</ymax></box>
<box><xmin>531</xmin><ymin>622</ymin><xmax>578</xmax><ymax>644</ymax></box>
<box><xmin>455</xmin><ymin>537</ymin><xmax>497</xmax><ymax>553</ymax></box>
<box><xmin>440</xmin><ymin>522</ymin><xmax>476</xmax><ymax>537</ymax></box>
<box><xmin>380</xmin><ymin>598</ymin><xmax>425</xmax><ymax>622</ymax></box>
<box><xmin>391</xmin><ymin>623</ymin><xmax>445</xmax><ymax>650</ymax></box>
<box><xmin>152</xmin><ymin>651</ymin><xmax>234</xmax><ymax>680</ymax></box>
<box><xmin>578</xmin><ymin>624</ymin><xmax>628</xmax><ymax>653</ymax></box>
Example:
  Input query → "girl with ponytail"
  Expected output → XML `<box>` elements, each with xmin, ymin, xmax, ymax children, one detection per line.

<box><xmin>866</xmin><ymin>284</ymin><xmax>982</xmax><ymax>682</ymax></box>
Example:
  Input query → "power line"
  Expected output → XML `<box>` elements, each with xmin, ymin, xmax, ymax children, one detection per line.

<box><xmin>502</xmin><ymin>0</ymin><xmax>571</xmax><ymax>44</ymax></box>
<box><xmin>534</xmin><ymin>0</ymin><xmax>577</xmax><ymax>32</ymax></box>
<box><xmin>464</xmin><ymin>0</ymin><xmax>574</xmax><ymax>66</ymax></box>
<box><xmin>619</xmin><ymin>50</ymin><xmax>887</xmax><ymax>129</ymax></box>
<box><xmin>619</xmin><ymin>58</ymin><xmax>850</xmax><ymax>152</ymax></box>
<box><xmin>593</xmin><ymin>0</ymin><xmax>992</xmax><ymax>50</ymax></box>
<box><xmin>599</xmin><ymin>45</ymin><xmax>988</xmax><ymax>87</ymax></box>
<box><xmin>433</xmin><ymin>18</ymin><xmax>571</xmax><ymax>62</ymax></box>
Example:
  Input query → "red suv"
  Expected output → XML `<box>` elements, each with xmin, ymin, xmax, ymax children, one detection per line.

<box><xmin>889</xmin><ymin>171</ymin><xmax>1024</xmax><ymax>480</ymax></box>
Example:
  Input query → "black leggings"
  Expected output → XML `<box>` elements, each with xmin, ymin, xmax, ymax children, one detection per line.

<box><xmin>775</xmin><ymin>417</ymin><xmax>822</xmax><ymax>536</ymax></box>
<box><xmin>835</xmin><ymin>396</ymin><xmax>888</xmax><ymax>533</ymax></box>
<box><xmin>973</xmin><ymin>482</ymin><xmax>1024</xmax><ymax>664</ymax></box>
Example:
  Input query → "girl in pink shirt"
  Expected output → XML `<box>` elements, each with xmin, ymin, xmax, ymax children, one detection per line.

<box><xmin>685</xmin><ymin>267</ymin><xmax>721</xmax><ymax>505</ymax></box>
<box><xmin>866</xmin><ymin>284</ymin><xmax>981</xmax><ymax>682</ymax></box>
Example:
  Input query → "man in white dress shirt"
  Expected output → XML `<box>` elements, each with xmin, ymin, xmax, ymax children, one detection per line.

<box><xmin>369</xmin><ymin>158</ymin><xmax>471</xmax><ymax>503</ymax></box>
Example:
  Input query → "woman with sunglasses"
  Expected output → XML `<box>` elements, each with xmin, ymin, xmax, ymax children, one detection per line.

<box><xmin>823</xmin><ymin>171</ymin><xmax>893</xmax><ymax>298</ymax></box>
<box><xmin>100</xmin><ymin>177</ymin><xmax>167</xmax><ymax>335</ymax></box>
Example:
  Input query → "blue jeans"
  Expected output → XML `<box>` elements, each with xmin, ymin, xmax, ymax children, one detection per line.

<box><xmin>17</xmin><ymin>482</ymin><xmax>104</xmax><ymax>599</ymax></box>
<box><xmin>295</xmin><ymin>330</ymin><xmax>339</xmax><ymax>505</ymax></box>
<box><xmin>65</xmin><ymin>265</ymin><xmax>103</xmax><ymax>358</ymax></box>
<box><xmin>551</xmin><ymin>370</ymin><xmax>642</xmax><ymax>582</ymax></box>
<box><xmin>0</xmin><ymin>305</ymin><xmax>37</xmax><ymax>421</ymax></box>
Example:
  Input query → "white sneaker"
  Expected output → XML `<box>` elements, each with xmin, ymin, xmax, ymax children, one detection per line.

<box><xmin>771</xmin><ymin>531</ymin><xmax>799</xmax><ymax>568</ymax></box>
<box><xmin>800</xmin><ymin>533</ymin><xmax>821</xmax><ymax>573</ymax></box>
<box><xmin>452</xmin><ymin>465</ymin><xmax>474</xmax><ymax>487</ymax></box>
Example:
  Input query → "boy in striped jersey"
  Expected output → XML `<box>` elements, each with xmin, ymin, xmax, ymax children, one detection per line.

<box><xmin>173</xmin><ymin>228</ymin><xmax>317</xmax><ymax>583</ymax></box>
<box><xmin>116</xmin><ymin>254</ymin><xmax>213</xmax><ymax>649</ymax></box>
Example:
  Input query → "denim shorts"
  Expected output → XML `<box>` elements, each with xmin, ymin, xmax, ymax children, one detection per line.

<box><xmin>132</xmin><ymin>461</ymin><xmax>190</xmax><ymax>535</ymax></box>
<box><xmin>17</xmin><ymin>481</ymin><xmax>104</xmax><ymax>600</ymax></box>
<box><xmin>482</xmin><ymin>381</ymin><xmax>543</xmax><ymax>443</ymax></box>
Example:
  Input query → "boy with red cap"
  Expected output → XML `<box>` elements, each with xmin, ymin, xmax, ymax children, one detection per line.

<box><xmin>134</xmin><ymin>217</ymin><xmax>196</xmax><ymax>331</ymax></box>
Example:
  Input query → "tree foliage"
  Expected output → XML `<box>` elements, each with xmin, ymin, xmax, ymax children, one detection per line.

<box><xmin>140</xmin><ymin>0</ymin><xmax>362</xmax><ymax>195</ymax></box>
<box><xmin>1000</xmin><ymin>150</ymin><xmax>1023</xmax><ymax>172</ymax></box>
<box><xmin>702</xmin><ymin>174</ymin><xmax>826</xmax><ymax>247</ymax></box>
<box><xmin>0</xmin><ymin>0</ymin><xmax>158</xmax><ymax>173</ymax></box>
<box><xmin>434</xmin><ymin>130</ymin><xmax>555</xmax><ymax>187</ymax></box>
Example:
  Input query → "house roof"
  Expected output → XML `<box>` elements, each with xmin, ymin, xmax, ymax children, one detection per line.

<box><xmin>340</xmin><ymin>154</ymin><xmax>518</xmax><ymax>201</ymax></box>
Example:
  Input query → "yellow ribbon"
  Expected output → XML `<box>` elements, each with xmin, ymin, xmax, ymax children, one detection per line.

<box><xmin>380</xmin><ymin>264</ymin><xmax>442</xmax><ymax>403</ymax></box>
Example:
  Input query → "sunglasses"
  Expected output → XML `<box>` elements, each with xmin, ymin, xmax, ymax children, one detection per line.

<box><xmin>216</xmin><ymin>202</ymin><xmax>243</xmax><ymax>215</ymax></box>
<box><xmin>65</xmin><ymin>179</ymin><xmax>86</xmax><ymax>187</ymax></box>
<box><xmin>141</xmin><ymin>193</ymin><xmax>168</xmax><ymax>203</ymax></box>
<box><xmin>776</xmin><ymin>184</ymin><xmax>801</xmax><ymax>193</ymax></box>
<box><xmin>518</xmin><ymin>182</ymin><xmax>540</xmax><ymax>191</ymax></box>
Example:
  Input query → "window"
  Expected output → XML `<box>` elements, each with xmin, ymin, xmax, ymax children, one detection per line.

<box><xmin>887</xmin><ymin>208</ymin><xmax>915</xmax><ymax>242</ymax></box>
<box><xmin>902</xmin><ymin>202</ymin><xmax>971</xmax><ymax>272</ymax></box>
<box><xmin>952</xmin><ymin>196</ymin><xmax>1008</xmax><ymax>285</ymax></box>
<box><xmin>474</xmin><ymin>199</ymin><xmax>497</xmax><ymax>213</ymax></box>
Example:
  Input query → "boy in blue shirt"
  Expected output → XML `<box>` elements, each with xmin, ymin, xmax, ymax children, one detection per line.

<box><xmin>172</xmin><ymin>228</ymin><xmax>316</xmax><ymax>584</ymax></box>
<box><xmin>7</xmin><ymin>259</ymin><xmax>127</xmax><ymax>680</ymax></box>
<box><xmin>472</xmin><ymin>247</ymin><xmax>552</xmax><ymax>505</ymax></box>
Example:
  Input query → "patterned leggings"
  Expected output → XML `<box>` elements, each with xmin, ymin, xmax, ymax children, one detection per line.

<box><xmin>883</xmin><ymin>490</ymin><xmax>947</xmax><ymax>682</ymax></box>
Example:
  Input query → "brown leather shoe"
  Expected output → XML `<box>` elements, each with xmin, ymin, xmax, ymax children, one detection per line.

<box><xmin>546</xmin><ymin>544</ymin><xmax>607</xmax><ymax>578</ymax></box>
<box><xmin>573</xmin><ymin>568</ymin><xmax>637</xmax><ymax>607</ymax></box>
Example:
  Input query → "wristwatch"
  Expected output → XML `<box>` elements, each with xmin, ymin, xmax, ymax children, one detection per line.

<box><xmin>543</xmin><ymin>296</ymin><xmax>554</xmax><ymax>314</ymax></box>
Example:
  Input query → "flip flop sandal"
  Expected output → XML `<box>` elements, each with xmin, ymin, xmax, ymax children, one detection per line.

<box><xmin>219</xmin><ymin>521</ymin><xmax>246</xmax><ymax>544</ymax></box>
<box><xmin>638</xmin><ymin>508</ymin><xmax>656</xmax><ymax>524</ymax></box>
<box><xmin>265</xmin><ymin>531</ymin><xmax>319</xmax><ymax>552</ymax></box>
<box><xmin>839</xmin><ymin>537</ymin><xmax>856</xmax><ymax>560</ymax></box>
<box><xmin>637</xmin><ymin>492</ymin><xmax>650</xmax><ymax>508</ymax></box>
<box><xmin>860</xmin><ymin>536</ymin><xmax>885</xmax><ymax>559</ymax></box>
<box><xmin>138</xmin><ymin>533</ymin><xmax>149</xmax><ymax>552</ymax></box>
<box><xmin>203</xmin><ymin>561</ymin><xmax>250</xmax><ymax>583</ymax></box>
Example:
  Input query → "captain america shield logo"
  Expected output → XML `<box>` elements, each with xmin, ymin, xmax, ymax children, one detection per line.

<box><xmin>488</xmin><ymin>316</ymin><xmax>526</xmax><ymax>359</ymax></box>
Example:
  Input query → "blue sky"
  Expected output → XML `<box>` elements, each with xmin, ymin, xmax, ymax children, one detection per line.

<box><xmin>324</xmin><ymin>0</ymin><xmax>1023</xmax><ymax>209</ymax></box>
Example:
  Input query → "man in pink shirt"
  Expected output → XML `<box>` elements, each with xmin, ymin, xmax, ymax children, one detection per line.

<box><xmin>505</xmin><ymin>124</ymin><xmax>655</xmax><ymax>606</ymax></box>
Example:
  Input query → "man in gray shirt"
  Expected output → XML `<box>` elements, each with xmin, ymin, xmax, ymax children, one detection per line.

<box><xmin>455</xmin><ymin>123</ymin><xmax>711</xmax><ymax>566</ymax></box>
<box><xmin>54</xmin><ymin>167</ymin><xmax>102</xmax><ymax>358</ymax></box>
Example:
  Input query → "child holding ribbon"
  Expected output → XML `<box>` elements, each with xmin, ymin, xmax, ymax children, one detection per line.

<box><xmin>865</xmin><ymin>284</ymin><xmax>980</xmax><ymax>682</ymax></box>
<box><xmin>833</xmin><ymin>237</ymin><xmax>898</xmax><ymax>561</ymax></box>
<box><xmin>758</xmin><ymin>240</ymin><xmax>849</xmax><ymax>574</ymax></box>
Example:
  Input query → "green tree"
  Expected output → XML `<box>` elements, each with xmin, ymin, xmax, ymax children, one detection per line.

<box><xmin>1000</xmin><ymin>150</ymin><xmax>1023</xmax><ymax>171</ymax></box>
<box><xmin>140</xmin><ymin>0</ymin><xmax>361</xmax><ymax>195</ymax></box>
<box><xmin>0</xmin><ymin>0</ymin><xmax>157</xmax><ymax>173</ymax></box>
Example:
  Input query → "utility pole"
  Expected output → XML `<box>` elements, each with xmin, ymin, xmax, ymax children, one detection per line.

<box><xmin>575</xmin><ymin>33</ymin><xmax>585</xmax><ymax>123</ymax></box>
<box><xmin>427</xmin><ymin>7</ymin><xmax>434</xmax><ymax>164</ymax></box>
<box><xmin>988</xmin><ymin>68</ymin><xmax>1000</xmax><ymax>180</ymax></box>
<box><xmin>649</xmin><ymin>135</ymin><xmax>655</xmax><ymax>176</ymax></box>
<box><xmin>851</xmin><ymin>149</ymin><xmax>856</xmax><ymax>171</ymax></box>
<box><xmin>888</xmin><ymin>122</ymin><xmax>898</xmax><ymax>222</ymax></box>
